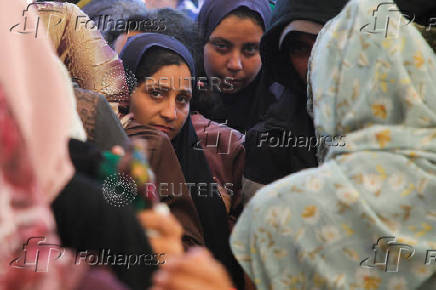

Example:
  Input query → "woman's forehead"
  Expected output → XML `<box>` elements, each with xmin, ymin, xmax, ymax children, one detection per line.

<box><xmin>143</xmin><ymin>64</ymin><xmax>193</xmax><ymax>91</ymax></box>
<box><xmin>210</xmin><ymin>16</ymin><xmax>263</xmax><ymax>44</ymax></box>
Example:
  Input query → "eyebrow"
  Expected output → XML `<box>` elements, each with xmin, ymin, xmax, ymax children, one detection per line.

<box><xmin>178</xmin><ymin>88</ymin><xmax>193</xmax><ymax>96</ymax></box>
<box><xmin>147</xmin><ymin>84</ymin><xmax>192</xmax><ymax>95</ymax></box>
<box><xmin>143</xmin><ymin>83</ymin><xmax>170</xmax><ymax>92</ymax></box>
<box><xmin>291</xmin><ymin>39</ymin><xmax>311</xmax><ymax>45</ymax></box>
<box><xmin>291</xmin><ymin>33</ymin><xmax>318</xmax><ymax>44</ymax></box>
<box><xmin>243</xmin><ymin>42</ymin><xmax>260</xmax><ymax>47</ymax></box>
<box><xmin>155</xmin><ymin>84</ymin><xmax>171</xmax><ymax>92</ymax></box>
<box><xmin>209</xmin><ymin>37</ymin><xmax>233</xmax><ymax>46</ymax></box>
<box><xmin>210</xmin><ymin>37</ymin><xmax>260</xmax><ymax>47</ymax></box>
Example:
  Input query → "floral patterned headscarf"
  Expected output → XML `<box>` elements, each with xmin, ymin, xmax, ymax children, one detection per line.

<box><xmin>231</xmin><ymin>0</ymin><xmax>436</xmax><ymax>289</ymax></box>
<box><xmin>309</xmin><ymin>0</ymin><xmax>436</xmax><ymax>163</ymax></box>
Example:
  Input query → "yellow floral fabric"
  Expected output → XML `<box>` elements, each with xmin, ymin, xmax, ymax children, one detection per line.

<box><xmin>231</xmin><ymin>0</ymin><xmax>436</xmax><ymax>289</ymax></box>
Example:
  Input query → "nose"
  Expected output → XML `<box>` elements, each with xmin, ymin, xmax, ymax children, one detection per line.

<box><xmin>226</xmin><ymin>51</ymin><xmax>243</xmax><ymax>73</ymax></box>
<box><xmin>160</xmin><ymin>99</ymin><xmax>177</xmax><ymax>121</ymax></box>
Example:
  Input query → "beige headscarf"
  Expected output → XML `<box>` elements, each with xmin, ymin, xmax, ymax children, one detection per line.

<box><xmin>231</xmin><ymin>0</ymin><xmax>436</xmax><ymax>289</ymax></box>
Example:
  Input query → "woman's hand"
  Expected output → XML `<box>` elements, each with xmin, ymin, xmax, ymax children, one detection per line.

<box><xmin>151</xmin><ymin>247</ymin><xmax>234</xmax><ymax>290</ymax></box>
<box><xmin>137</xmin><ymin>209</ymin><xmax>184</xmax><ymax>256</ymax></box>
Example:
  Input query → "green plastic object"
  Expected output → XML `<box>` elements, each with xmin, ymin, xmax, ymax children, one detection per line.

<box><xmin>133</xmin><ymin>195</ymin><xmax>149</xmax><ymax>210</ymax></box>
<box><xmin>98</xmin><ymin>149</ymin><xmax>152</xmax><ymax>210</ymax></box>
<box><xmin>98</xmin><ymin>151</ymin><xmax>121</xmax><ymax>181</ymax></box>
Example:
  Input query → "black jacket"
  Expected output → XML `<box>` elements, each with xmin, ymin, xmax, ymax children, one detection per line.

<box><xmin>52</xmin><ymin>140</ymin><xmax>156</xmax><ymax>290</ymax></box>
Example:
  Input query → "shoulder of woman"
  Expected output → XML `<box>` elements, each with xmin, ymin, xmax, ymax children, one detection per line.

<box><xmin>192</xmin><ymin>112</ymin><xmax>245</xmax><ymax>152</ymax></box>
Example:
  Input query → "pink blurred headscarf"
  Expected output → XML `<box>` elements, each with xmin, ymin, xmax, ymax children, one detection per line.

<box><xmin>0</xmin><ymin>0</ymin><xmax>74</xmax><ymax>199</ymax></box>
<box><xmin>0</xmin><ymin>1</ymin><xmax>86</xmax><ymax>289</ymax></box>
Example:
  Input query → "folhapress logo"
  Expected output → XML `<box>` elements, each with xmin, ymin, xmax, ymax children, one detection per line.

<box><xmin>360</xmin><ymin>236</ymin><xmax>436</xmax><ymax>272</ymax></box>
<box><xmin>10</xmin><ymin>236</ymin><xmax>165</xmax><ymax>271</ymax></box>
<box><xmin>10</xmin><ymin>237</ymin><xmax>65</xmax><ymax>272</ymax></box>
<box><xmin>360</xmin><ymin>2</ymin><xmax>414</xmax><ymax>38</ymax></box>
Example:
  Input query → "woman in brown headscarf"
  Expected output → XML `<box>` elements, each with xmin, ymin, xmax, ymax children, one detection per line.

<box><xmin>30</xmin><ymin>1</ymin><xmax>206</xmax><ymax>248</ymax></box>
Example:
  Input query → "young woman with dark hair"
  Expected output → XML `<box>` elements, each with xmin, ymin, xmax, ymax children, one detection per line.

<box><xmin>113</xmin><ymin>8</ymin><xmax>246</xmax><ymax>234</ymax></box>
<box><xmin>242</xmin><ymin>0</ymin><xmax>348</xmax><ymax>202</ymax></box>
<box><xmin>118</xmin><ymin>33</ymin><xmax>244</xmax><ymax>288</ymax></box>
<box><xmin>194</xmin><ymin>0</ymin><xmax>275</xmax><ymax>133</ymax></box>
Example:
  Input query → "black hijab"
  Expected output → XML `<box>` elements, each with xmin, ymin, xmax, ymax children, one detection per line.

<box><xmin>259</xmin><ymin>0</ymin><xmax>350</xmax><ymax>123</ymax></box>
<box><xmin>244</xmin><ymin>0</ymin><xmax>349</xmax><ymax>184</ymax></box>
<box><xmin>194</xmin><ymin>0</ymin><xmax>276</xmax><ymax>133</ymax></box>
<box><xmin>119</xmin><ymin>33</ymin><xmax>242</xmax><ymax>288</ymax></box>
<box><xmin>198</xmin><ymin>0</ymin><xmax>272</xmax><ymax>42</ymax></box>
<box><xmin>171</xmin><ymin>115</ymin><xmax>243</xmax><ymax>288</ymax></box>
<box><xmin>260</xmin><ymin>0</ymin><xmax>349</xmax><ymax>86</ymax></box>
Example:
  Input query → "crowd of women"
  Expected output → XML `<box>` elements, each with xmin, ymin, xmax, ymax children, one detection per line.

<box><xmin>1</xmin><ymin>0</ymin><xmax>436</xmax><ymax>289</ymax></box>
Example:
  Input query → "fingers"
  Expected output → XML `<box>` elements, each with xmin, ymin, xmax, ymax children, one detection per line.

<box><xmin>111</xmin><ymin>145</ymin><xmax>125</xmax><ymax>156</ymax></box>
<box><xmin>137</xmin><ymin>210</ymin><xmax>183</xmax><ymax>238</ymax></box>
<box><xmin>137</xmin><ymin>209</ymin><xmax>184</xmax><ymax>256</ymax></box>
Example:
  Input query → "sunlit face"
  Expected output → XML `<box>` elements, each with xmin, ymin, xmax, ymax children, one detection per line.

<box><xmin>287</xmin><ymin>32</ymin><xmax>317</xmax><ymax>84</ymax></box>
<box><xmin>113</xmin><ymin>30</ymin><xmax>143</xmax><ymax>54</ymax></box>
<box><xmin>130</xmin><ymin>64</ymin><xmax>192</xmax><ymax>140</ymax></box>
<box><xmin>203</xmin><ymin>15</ymin><xmax>263</xmax><ymax>93</ymax></box>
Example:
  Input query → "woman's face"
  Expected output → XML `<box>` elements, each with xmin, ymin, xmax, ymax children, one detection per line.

<box><xmin>287</xmin><ymin>32</ymin><xmax>317</xmax><ymax>84</ymax></box>
<box><xmin>203</xmin><ymin>14</ymin><xmax>263</xmax><ymax>93</ymax></box>
<box><xmin>130</xmin><ymin>64</ymin><xmax>192</xmax><ymax>140</ymax></box>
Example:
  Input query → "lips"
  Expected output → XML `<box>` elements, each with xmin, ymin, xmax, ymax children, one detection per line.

<box><xmin>150</xmin><ymin>124</ymin><xmax>174</xmax><ymax>135</ymax></box>
<box><xmin>222</xmin><ymin>77</ymin><xmax>245</xmax><ymax>92</ymax></box>
<box><xmin>230</xmin><ymin>80</ymin><xmax>243</xmax><ymax>86</ymax></box>
<box><xmin>225</xmin><ymin>77</ymin><xmax>246</xmax><ymax>89</ymax></box>
<box><xmin>227</xmin><ymin>78</ymin><xmax>243</xmax><ymax>84</ymax></box>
